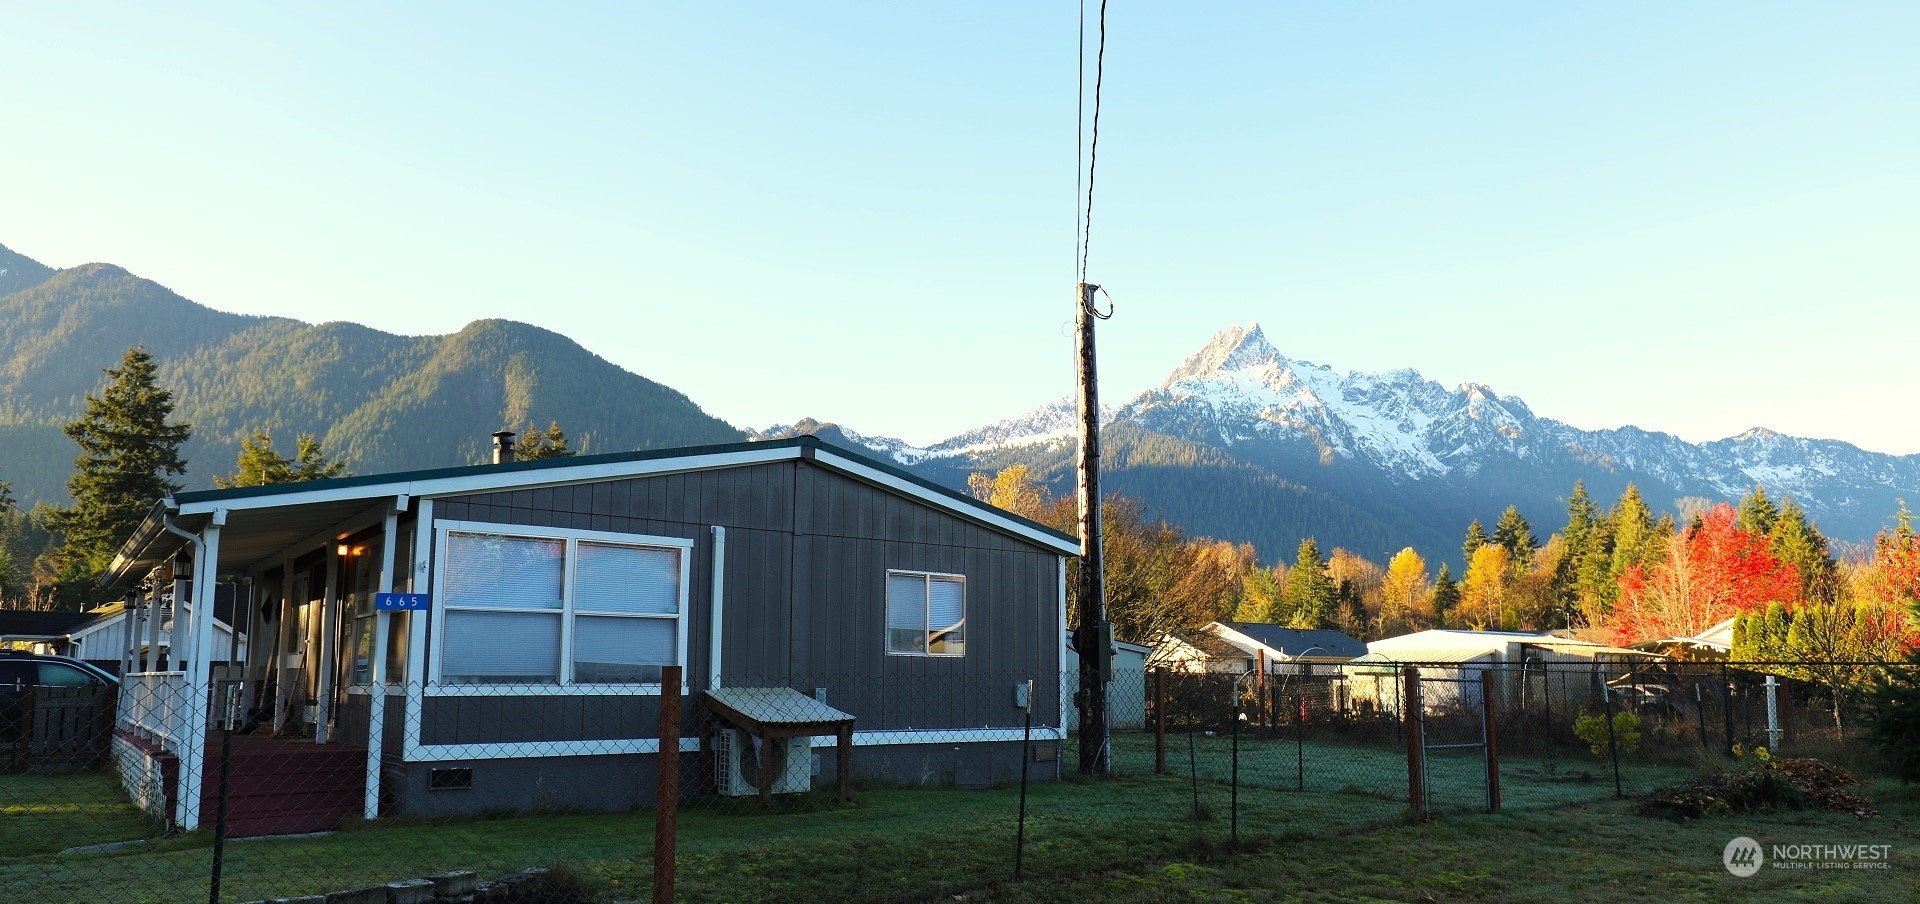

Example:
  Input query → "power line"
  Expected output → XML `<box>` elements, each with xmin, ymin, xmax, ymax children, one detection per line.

<box><xmin>1074</xmin><ymin>0</ymin><xmax>1085</xmax><ymax>284</ymax></box>
<box><xmin>1077</xmin><ymin>0</ymin><xmax>1109</xmax><ymax>285</ymax></box>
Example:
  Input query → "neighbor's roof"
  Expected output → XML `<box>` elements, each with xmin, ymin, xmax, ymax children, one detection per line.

<box><xmin>1527</xmin><ymin>640</ymin><xmax>1662</xmax><ymax>658</ymax></box>
<box><xmin>1213</xmin><ymin>622</ymin><xmax>1366</xmax><ymax>659</ymax></box>
<box><xmin>106</xmin><ymin>435</ymin><xmax>1080</xmax><ymax>589</ymax></box>
<box><xmin>0</xmin><ymin>610</ymin><xmax>109</xmax><ymax>640</ymax></box>
<box><xmin>1347</xmin><ymin>649</ymin><xmax>1498</xmax><ymax>665</ymax></box>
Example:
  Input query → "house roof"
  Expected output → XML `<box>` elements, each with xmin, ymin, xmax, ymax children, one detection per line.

<box><xmin>1630</xmin><ymin>617</ymin><xmax>1737</xmax><ymax>653</ymax></box>
<box><xmin>1348</xmin><ymin>648</ymin><xmax>1496</xmax><ymax>666</ymax></box>
<box><xmin>1213</xmin><ymin>622</ymin><xmax>1366</xmax><ymax>659</ymax></box>
<box><xmin>0</xmin><ymin>610</ymin><xmax>109</xmax><ymax>641</ymax></box>
<box><xmin>106</xmin><ymin>435</ymin><xmax>1081</xmax><ymax>589</ymax></box>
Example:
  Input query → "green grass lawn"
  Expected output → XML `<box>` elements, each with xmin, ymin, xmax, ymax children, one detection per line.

<box><xmin>970</xmin><ymin>783</ymin><xmax>1920</xmax><ymax>903</ymax></box>
<box><xmin>0</xmin><ymin>767</ymin><xmax>159</xmax><ymax>858</ymax></box>
<box><xmin>1107</xmin><ymin>729</ymin><xmax>1701</xmax><ymax>814</ymax></box>
<box><xmin>8</xmin><ymin>773</ymin><xmax>1407</xmax><ymax>904</ymax></box>
<box><xmin>5</xmin><ymin>750</ymin><xmax>1910</xmax><ymax>904</ymax></box>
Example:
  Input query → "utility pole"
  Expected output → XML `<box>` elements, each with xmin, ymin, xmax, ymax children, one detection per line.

<box><xmin>1073</xmin><ymin>280</ymin><xmax>1110</xmax><ymax>775</ymax></box>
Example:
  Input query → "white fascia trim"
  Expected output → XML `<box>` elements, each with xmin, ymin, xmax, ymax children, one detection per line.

<box><xmin>422</xmin><ymin>683</ymin><xmax>681</xmax><ymax>697</ymax></box>
<box><xmin>403</xmin><ymin>727</ymin><xmax>1063</xmax><ymax>761</ymax></box>
<box><xmin>173</xmin><ymin>447</ymin><xmax>803</xmax><ymax>515</ymax></box>
<box><xmin>810</xmin><ymin>449</ymin><xmax>1081</xmax><ymax>556</ymax></box>
<box><xmin>826</xmin><ymin>728</ymin><xmax>1064</xmax><ymax>747</ymax></box>
<box><xmin>406</xmin><ymin>737</ymin><xmax>703</xmax><ymax>762</ymax></box>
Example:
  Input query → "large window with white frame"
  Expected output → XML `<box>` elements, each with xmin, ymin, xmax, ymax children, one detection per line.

<box><xmin>433</xmin><ymin>522</ymin><xmax>691</xmax><ymax>686</ymax></box>
<box><xmin>885</xmin><ymin>570</ymin><xmax>965</xmax><ymax>656</ymax></box>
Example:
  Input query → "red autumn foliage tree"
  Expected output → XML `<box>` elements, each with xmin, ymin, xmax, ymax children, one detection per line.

<box><xmin>1864</xmin><ymin>507</ymin><xmax>1920</xmax><ymax>617</ymax></box>
<box><xmin>1601</xmin><ymin>504</ymin><xmax>1802</xmax><ymax>646</ymax></box>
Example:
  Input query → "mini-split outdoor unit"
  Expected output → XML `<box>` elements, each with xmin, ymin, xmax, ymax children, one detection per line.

<box><xmin>714</xmin><ymin>728</ymin><xmax>812</xmax><ymax>796</ymax></box>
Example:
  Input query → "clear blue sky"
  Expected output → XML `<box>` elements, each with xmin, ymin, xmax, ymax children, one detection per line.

<box><xmin>4</xmin><ymin>4</ymin><xmax>1917</xmax><ymax>452</ymax></box>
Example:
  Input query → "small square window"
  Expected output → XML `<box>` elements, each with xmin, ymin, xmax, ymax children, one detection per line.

<box><xmin>885</xmin><ymin>571</ymin><xmax>965</xmax><ymax>657</ymax></box>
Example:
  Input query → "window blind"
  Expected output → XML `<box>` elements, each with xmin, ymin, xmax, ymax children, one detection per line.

<box><xmin>886</xmin><ymin>573</ymin><xmax>928</xmax><ymax>653</ymax></box>
<box><xmin>442</xmin><ymin>609</ymin><xmax>561</xmax><ymax>682</ymax></box>
<box><xmin>444</xmin><ymin>533</ymin><xmax>564</xmax><ymax>610</ymax></box>
<box><xmin>575</xmin><ymin>543</ymin><xmax>679</xmax><ymax>614</ymax></box>
<box><xmin>574</xmin><ymin>615</ymin><xmax>676</xmax><ymax>681</ymax></box>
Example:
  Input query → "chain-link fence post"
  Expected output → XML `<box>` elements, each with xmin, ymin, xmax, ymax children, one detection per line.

<box><xmin>1294</xmin><ymin>693</ymin><xmax>1304</xmax><ymax>792</ymax></box>
<box><xmin>209</xmin><ymin>686</ymin><xmax>236</xmax><ymax>904</ymax></box>
<box><xmin>1230</xmin><ymin>676</ymin><xmax>1240</xmax><ymax>847</ymax></box>
<box><xmin>653</xmin><ymin>665</ymin><xmax>681</xmax><ymax>904</ymax></box>
<box><xmin>1015</xmin><ymin>679</ymin><xmax>1033</xmax><ymax>880</ymax></box>
<box><xmin>1403</xmin><ymin>666</ymin><xmax>1425</xmax><ymax>821</ymax></box>
<box><xmin>1601</xmin><ymin>681</ymin><xmax>1623</xmax><ymax>799</ymax></box>
<box><xmin>1482</xmin><ymin>670</ymin><xmax>1500</xmax><ymax>813</ymax></box>
<box><xmin>1153</xmin><ymin>668</ymin><xmax>1166</xmax><ymax>775</ymax></box>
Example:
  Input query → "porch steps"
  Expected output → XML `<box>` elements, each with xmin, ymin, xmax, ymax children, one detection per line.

<box><xmin>195</xmin><ymin>738</ymin><xmax>366</xmax><ymax>836</ymax></box>
<box><xmin>120</xmin><ymin>730</ymin><xmax>367</xmax><ymax>837</ymax></box>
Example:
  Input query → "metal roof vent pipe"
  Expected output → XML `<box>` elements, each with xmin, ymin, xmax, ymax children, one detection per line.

<box><xmin>492</xmin><ymin>430</ymin><xmax>518</xmax><ymax>464</ymax></box>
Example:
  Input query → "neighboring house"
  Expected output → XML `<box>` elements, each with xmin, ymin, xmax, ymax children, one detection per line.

<box><xmin>101</xmin><ymin>434</ymin><xmax>1077</xmax><ymax>833</ymax></box>
<box><xmin>1151</xmin><ymin>621</ymin><xmax>1362</xmax><ymax>675</ymax></box>
<box><xmin>1</xmin><ymin>610</ymin><xmax>109</xmax><ymax>658</ymax></box>
<box><xmin>1344</xmin><ymin>629</ymin><xmax>1662</xmax><ymax>715</ymax></box>
<box><xmin>0</xmin><ymin>600</ymin><xmax>246</xmax><ymax>675</ymax></box>
<box><xmin>1062</xmin><ymin>630</ymin><xmax>1152</xmax><ymax>729</ymax></box>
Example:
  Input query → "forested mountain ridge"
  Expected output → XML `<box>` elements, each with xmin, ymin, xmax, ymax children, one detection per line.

<box><xmin>0</xmin><ymin>246</ymin><xmax>741</xmax><ymax>504</ymax></box>
<box><xmin>769</xmin><ymin>323</ymin><xmax>1920</xmax><ymax>568</ymax></box>
<box><xmin>6</xmin><ymin>239</ymin><xmax>1914</xmax><ymax>576</ymax></box>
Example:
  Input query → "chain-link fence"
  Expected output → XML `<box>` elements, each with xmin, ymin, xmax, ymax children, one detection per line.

<box><xmin>4</xmin><ymin>660</ymin><xmax>1912</xmax><ymax>903</ymax></box>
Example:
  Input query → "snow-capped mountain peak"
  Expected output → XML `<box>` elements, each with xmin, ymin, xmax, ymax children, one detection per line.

<box><xmin>1160</xmin><ymin>322</ymin><xmax>1285</xmax><ymax>387</ymax></box>
<box><xmin>765</xmin><ymin>322</ymin><xmax>1920</xmax><ymax>551</ymax></box>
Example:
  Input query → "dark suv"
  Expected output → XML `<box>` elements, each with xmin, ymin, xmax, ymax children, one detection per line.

<box><xmin>1</xmin><ymin>651</ymin><xmax>119</xmax><ymax>751</ymax></box>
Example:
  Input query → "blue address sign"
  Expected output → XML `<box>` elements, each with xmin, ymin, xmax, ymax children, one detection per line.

<box><xmin>374</xmin><ymin>592</ymin><xmax>432</xmax><ymax>611</ymax></box>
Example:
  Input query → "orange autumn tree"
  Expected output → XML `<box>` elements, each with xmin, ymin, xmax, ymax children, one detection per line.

<box><xmin>1600</xmin><ymin>504</ymin><xmax>1802</xmax><ymax>646</ymax></box>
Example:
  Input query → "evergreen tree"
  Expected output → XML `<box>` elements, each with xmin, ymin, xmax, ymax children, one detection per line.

<box><xmin>41</xmin><ymin>347</ymin><xmax>191</xmax><ymax>601</ymax></box>
<box><xmin>1608</xmin><ymin>485</ymin><xmax>1661</xmax><ymax>583</ymax></box>
<box><xmin>1767</xmin><ymin>496</ymin><xmax>1836</xmax><ymax>603</ymax></box>
<box><xmin>1736</xmin><ymin>484</ymin><xmax>1782</xmax><ymax>537</ymax></box>
<box><xmin>0</xmin><ymin>478</ymin><xmax>19</xmax><ymax>603</ymax></box>
<box><xmin>1280</xmin><ymin>538</ymin><xmax>1335</xmax><ymax>630</ymax></box>
<box><xmin>1432</xmin><ymin>564</ymin><xmax>1460</xmax><ymax>628</ymax></box>
<box><xmin>1563</xmin><ymin>481</ymin><xmax>1599</xmax><ymax>559</ymax></box>
<box><xmin>1462</xmin><ymin>519</ymin><xmax>1490</xmax><ymax>568</ymax></box>
<box><xmin>515</xmin><ymin>421</ymin><xmax>575</xmax><ymax>461</ymax></box>
<box><xmin>1492</xmin><ymin>505</ymin><xmax>1537</xmax><ymax>571</ymax></box>
<box><xmin>215</xmin><ymin>430</ymin><xmax>349</xmax><ymax>488</ymax></box>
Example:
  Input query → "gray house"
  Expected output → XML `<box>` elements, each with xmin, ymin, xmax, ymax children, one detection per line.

<box><xmin>102</xmin><ymin>435</ymin><xmax>1075</xmax><ymax>833</ymax></box>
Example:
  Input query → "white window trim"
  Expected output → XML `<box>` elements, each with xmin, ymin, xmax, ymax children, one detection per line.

<box><xmin>429</xmin><ymin>519</ymin><xmax>693</xmax><ymax>693</ymax></box>
<box><xmin>884</xmin><ymin>569</ymin><xmax>966</xmax><ymax>658</ymax></box>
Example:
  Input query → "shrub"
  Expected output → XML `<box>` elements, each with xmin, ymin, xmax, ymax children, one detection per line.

<box><xmin>1572</xmin><ymin>711</ymin><xmax>1641</xmax><ymax>757</ymax></box>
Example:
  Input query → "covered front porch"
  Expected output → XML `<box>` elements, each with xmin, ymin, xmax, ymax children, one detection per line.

<box><xmin>107</xmin><ymin>491</ymin><xmax>421</xmax><ymax>834</ymax></box>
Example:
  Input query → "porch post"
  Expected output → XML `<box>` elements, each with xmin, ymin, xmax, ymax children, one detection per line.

<box><xmin>274</xmin><ymin>562</ymin><xmax>296</xmax><ymax>735</ymax></box>
<box><xmin>316</xmin><ymin>543</ymin><xmax>340</xmax><ymax>744</ymax></box>
<box><xmin>175</xmin><ymin>511</ymin><xmax>224</xmax><ymax>831</ymax></box>
<box><xmin>404</xmin><ymin>500</ymin><xmax>433</xmax><ymax>763</ymax></box>
<box><xmin>364</xmin><ymin>500</ymin><xmax>403</xmax><ymax>819</ymax></box>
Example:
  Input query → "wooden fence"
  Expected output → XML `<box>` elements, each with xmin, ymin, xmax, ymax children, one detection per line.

<box><xmin>9</xmin><ymin>684</ymin><xmax>116</xmax><ymax>772</ymax></box>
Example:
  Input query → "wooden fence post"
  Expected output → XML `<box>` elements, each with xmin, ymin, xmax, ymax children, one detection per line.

<box><xmin>1403</xmin><ymin>666</ymin><xmax>1424</xmax><ymax>820</ymax></box>
<box><xmin>653</xmin><ymin>665</ymin><xmax>682</xmax><ymax>904</ymax></box>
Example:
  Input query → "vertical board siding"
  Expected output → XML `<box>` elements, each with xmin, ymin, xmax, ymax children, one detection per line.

<box><xmin>426</xmin><ymin>459</ymin><xmax>1062</xmax><ymax>746</ymax></box>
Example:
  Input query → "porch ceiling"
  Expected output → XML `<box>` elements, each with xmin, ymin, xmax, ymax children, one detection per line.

<box><xmin>114</xmin><ymin>498</ymin><xmax>391</xmax><ymax>584</ymax></box>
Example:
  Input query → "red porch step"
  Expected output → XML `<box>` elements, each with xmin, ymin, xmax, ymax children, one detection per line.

<box><xmin>197</xmin><ymin>736</ymin><xmax>367</xmax><ymax>837</ymax></box>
